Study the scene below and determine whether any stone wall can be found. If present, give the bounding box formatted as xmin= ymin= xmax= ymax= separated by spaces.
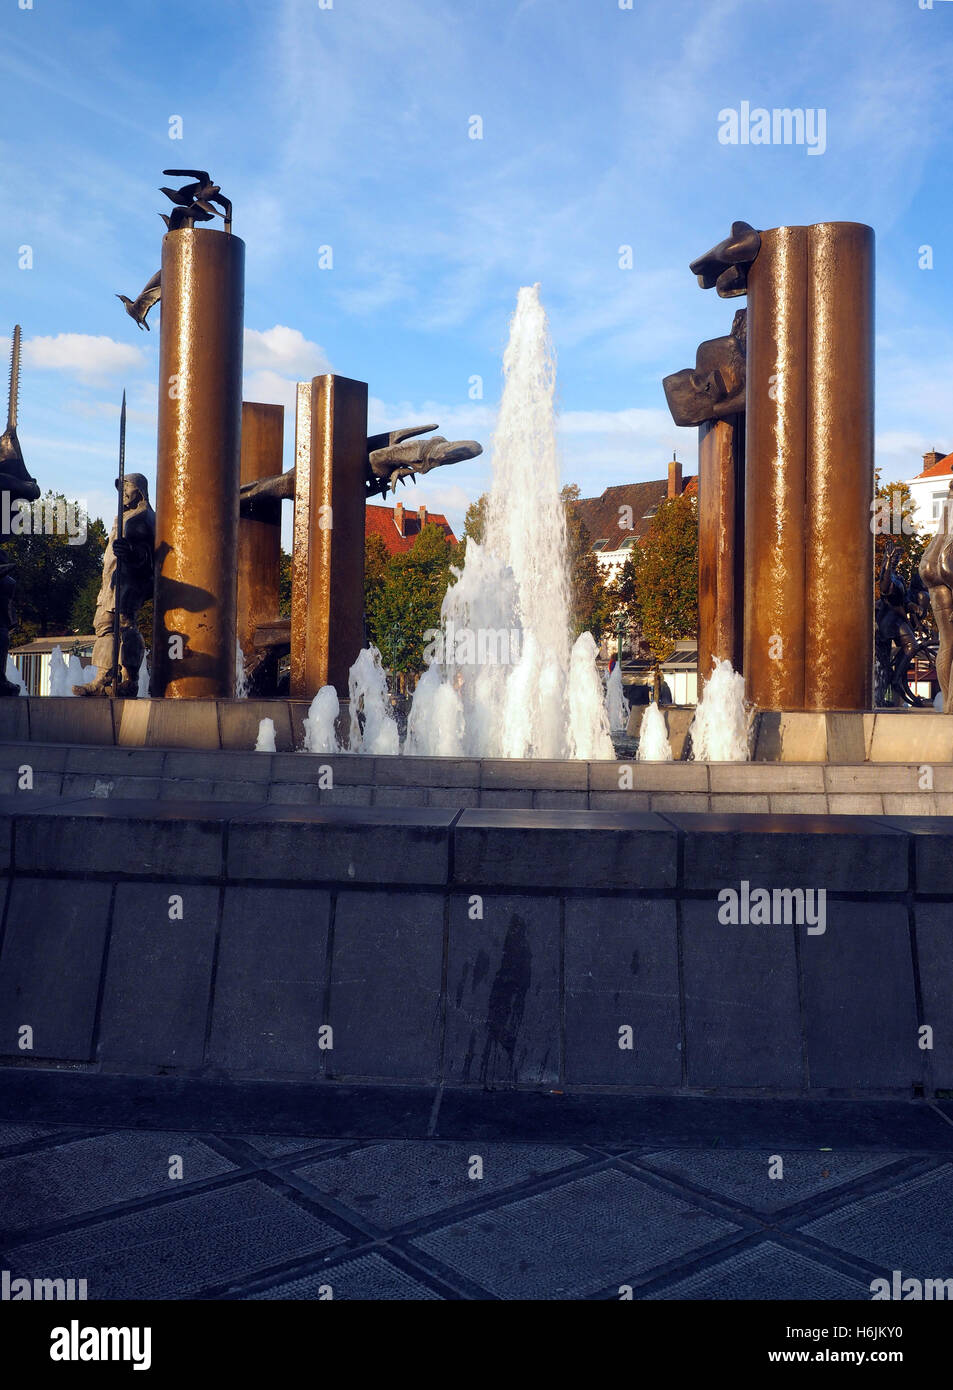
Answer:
xmin=0 ymin=792 xmax=949 ymax=1095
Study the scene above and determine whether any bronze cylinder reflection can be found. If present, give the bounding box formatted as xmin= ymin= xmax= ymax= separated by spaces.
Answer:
xmin=237 ymin=401 xmax=283 ymax=657
xmin=803 ymin=222 xmax=875 ymax=710
xmin=698 ymin=414 xmax=744 ymax=686
xmin=152 ymin=228 xmax=244 ymax=698
xmin=744 ymin=225 xmax=808 ymax=711
xmin=302 ymin=374 xmax=368 ymax=699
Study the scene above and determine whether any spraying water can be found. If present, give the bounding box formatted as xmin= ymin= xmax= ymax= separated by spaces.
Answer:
xmin=255 ymin=717 xmax=277 ymax=753
xmin=235 ymin=641 xmax=249 ymax=699
xmin=49 ymin=645 xmax=70 ymax=696
xmin=303 ymin=685 xmax=342 ymax=754
xmin=604 ymin=662 xmax=629 ymax=733
xmin=349 ymin=647 xmax=399 ymax=754
xmin=690 ymin=659 xmax=750 ymax=761
xmin=6 ymin=656 xmax=26 ymax=695
xmin=637 ymin=701 xmax=673 ymax=761
xmin=138 ymin=651 xmax=150 ymax=699
xmin=407 ymin=284 xmax=613 ymax=760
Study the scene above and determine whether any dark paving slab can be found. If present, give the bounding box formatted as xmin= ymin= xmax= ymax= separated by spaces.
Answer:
xmin=209 ymin=887 xmax=331 ymax=1076
xmin=0 ymin=1121 xmax=62 ymax=1149
xmin=0 ymin=1131 xmax=236 ymax=1234
xmin=444 ymin=895 xmax=560 ymax=1087
xmin=564 ymin=898 xmax=681 ymax=1088
xmin=328 ymin=892 xmax=443 ymax=1080
xmin=0 ymin=879 xmax=111 ymax=1061
xmin=244 ymin=1252 xmax=445 ymax=1300
xmin=289 ymin=1141 xmax=587 ymax=1230
xmin=1 ymin=1180 xmax=348 ymax=1299
xmin=411 ymin=1168 xmax=740 ymax=1300
xmin=643 ymin=1240 xmax=873 ymax=1300
xmin=633 ymin=1148 xmax=913 ymax=1214
xmin=798 ymin=1164 xmax=953 ymax=1274
xmin=238 ymin=1136 xmax=348 ymax=1158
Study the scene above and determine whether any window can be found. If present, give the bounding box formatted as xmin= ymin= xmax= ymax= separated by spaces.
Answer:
xmin=592 ymin=539 xmax=608 ymax=551
xmin=933 ymin=493 xmax=948 ymax=521
xmin=642 ymin=504 xmax=658 ymax=519
xmin=620 ymin=537 xmax=637 ymax=550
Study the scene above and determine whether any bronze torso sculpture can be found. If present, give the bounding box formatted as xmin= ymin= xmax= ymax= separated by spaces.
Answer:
xmin=919 ymin=479 xmax=953 ymax=710
xmin=75 ymin=474 xmax=156 ymax=697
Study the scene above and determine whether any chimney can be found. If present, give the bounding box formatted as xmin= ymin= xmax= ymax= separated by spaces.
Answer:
xmin=394 ymin=501 xmax=405 ymax=536
xmin=418 ymin=504 xmax=427 ymax=529
xmin=667 ymin=454 xmax=682 ymax=498
xmin=923 ymin=449 xmax=948 ymax=473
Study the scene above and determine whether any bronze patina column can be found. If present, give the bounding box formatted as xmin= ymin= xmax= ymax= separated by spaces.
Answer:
xmin=237 ymin=401 xmax=283 ymax=659
xmin=803 ymin=222 xmax=874 ymax=710
xmin=301 ymin=374 xmax=368 ymax=699
xmin=152 ymin=227 xmax=244 ymax=698
xmin=743 ymin=225 xmax=809 ymax=711
xmin=697 ymin=414 xmax=745 ymax=682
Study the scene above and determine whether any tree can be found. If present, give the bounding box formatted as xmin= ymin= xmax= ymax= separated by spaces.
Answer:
xmin=7 ymin=497 xmax=107 ymax=641
xmin=872 ymin=472 xmax=927 ymax=588
xmin=279 ymin=547 xmax=292 ymax=618
xmin=365 ymin=524 xmax=455 ymax=683
xmin=626 ymin=492 xmax=698 ymax=662
xmin=561 ymin=483 xmax=611 ymax=641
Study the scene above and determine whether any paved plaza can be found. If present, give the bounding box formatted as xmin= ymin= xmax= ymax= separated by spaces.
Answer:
xmin=2 ymin=1096 xmax=952 ymax=1301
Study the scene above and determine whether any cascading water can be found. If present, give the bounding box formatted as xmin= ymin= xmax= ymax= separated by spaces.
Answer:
xmin=689 ymin=659 xmax=750 ymax=761
xmin=604 ymin=662 xmax=629 ymax=733
xmin=407 ymin=284 xmax=613 ymax=760
xmin=235 ymin=641 xmax=249 ymax=699
xmin=637 ymin=701 xmax=673 ymax=762
xmin=303 ymin=685 xmax=342 ymax=754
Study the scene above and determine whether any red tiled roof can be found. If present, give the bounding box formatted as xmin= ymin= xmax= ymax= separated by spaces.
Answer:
xmin=365 ymin=504 xmax=458 ymax=555
xmin=916 ymin=453 xmax=953 ymax=479
xmin=573 ymin=476 xmax=697 ymax=554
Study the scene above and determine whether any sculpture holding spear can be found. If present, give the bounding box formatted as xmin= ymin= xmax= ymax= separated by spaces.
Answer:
xmin=75 ymin=393 xmax=156 ymax=698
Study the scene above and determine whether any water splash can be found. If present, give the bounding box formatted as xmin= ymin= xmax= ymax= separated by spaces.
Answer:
xmin=255 ymin=717 xmax=277 ymax=753
xmin=405 ymin=284 xmax=612 ymax=759
xmin=637 ymin=701 xmax=673 ymax=761
xmin=5 ymin=656 xmax=26 ymax=695
xmin=690 ymin=659 xmax=750 ymax=761
xmin=138 ymin=650 xmax=150 ymax=699
xmin=349 ymin=647 xmax=399 ymax=754
xmin=48 ymin=645 xmax=70 ymax=696
xmin=604 ymin=662 xmax=630 ymax=733
xmin=235 ymin=640 xmax=249 ymax=699
xmin=303 ymin=685 xmax=341 ymax=753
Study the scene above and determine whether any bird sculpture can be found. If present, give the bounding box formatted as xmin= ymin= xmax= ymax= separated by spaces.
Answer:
xmin=160 ymin=169 xmax=232 ymax=233
xmin=116 ymin=271 xmax=162 ymax=331
xmin=158 ymin=205 xmax=215 ymax=232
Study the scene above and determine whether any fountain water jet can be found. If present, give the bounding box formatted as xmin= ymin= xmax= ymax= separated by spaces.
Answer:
xmin=406 ymin=284 xmax=613 ymax=760
xmin=637 ymin=701 xmax=673 ymax=761
xmin=690 ymin=659 xmax=750 ymax=761
xmin=303 ymin=685 xmax=341 ymax=754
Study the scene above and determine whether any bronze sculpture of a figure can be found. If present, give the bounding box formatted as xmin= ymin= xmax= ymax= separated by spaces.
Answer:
xmin=75 ymin=473 xmax=156 ymax=697
xmin=0 ymin=327 xmax=41 ymax=697
xmin=919 ymin=479 xmax=953 ymax=712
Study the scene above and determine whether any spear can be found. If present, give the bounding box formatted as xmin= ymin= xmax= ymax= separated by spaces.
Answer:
xmin=111 ymin=391 xmax=127 ymax=693
xmin=7 ymin=325 xmax=20 ymax=433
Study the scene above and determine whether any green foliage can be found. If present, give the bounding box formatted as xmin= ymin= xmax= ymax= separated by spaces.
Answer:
xmin=278 ymin=547 xmax=292 ymax=618
xmin=624 ymin=492 xmax=698 ymax=662
xmin=561 ymin=483 xmax=611 ymax=640
xmin=7 ymin=496 xmax=107 ymax=640
xmin=365 ymin=524 xmax=455 ymax=676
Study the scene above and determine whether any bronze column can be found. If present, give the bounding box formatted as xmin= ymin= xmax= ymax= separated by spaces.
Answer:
xmin=237 ymin=401 xmax=283 ymax=657
xmin=803 ymin=222 xmax=875 ymax=710
xmin=301 ymin=374 xmax=368 ymax=698
xmin=152 ymin=227 xmax=244 ymax=698
xmin=289 ymin=381 xmax=313 ymax=699
xmin=743 ymin=225 xmax=809 ymax=710
xmin=697 ymin=413 xmax=744 ymax=682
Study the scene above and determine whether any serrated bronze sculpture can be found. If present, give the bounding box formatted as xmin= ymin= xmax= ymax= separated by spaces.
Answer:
xmin=0 ymin=326 xmax=41 ymax=697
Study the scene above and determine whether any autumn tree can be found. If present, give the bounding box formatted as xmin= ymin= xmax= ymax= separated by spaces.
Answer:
xmin=624 ymin=492 xmax=698 ymax=662
xmin=872 ymin=472 xmax=927 ymax=589
xmin=365 ymin=524 xmax=455 ymax=681
xmin=561 ymin=483 xmax=611 ymax=641
xmin=8 ymin=496 xmax=107 ymax=641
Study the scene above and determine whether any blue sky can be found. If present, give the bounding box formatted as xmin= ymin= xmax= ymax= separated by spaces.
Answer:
xmin=1 ymin=0 xmax=952 ymax=535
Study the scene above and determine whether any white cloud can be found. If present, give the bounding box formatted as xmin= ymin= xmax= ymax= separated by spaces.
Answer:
xmin=21 ymin=334 xmax=145 ymax=382
xmin=243 ymin=326 xmax=331 ymax=378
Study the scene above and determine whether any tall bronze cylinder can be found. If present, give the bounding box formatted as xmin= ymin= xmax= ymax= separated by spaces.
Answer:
xmin=302 ymin=375 xmax=368 ymax=698
xmin=744 ymin=225 xmax=808 ymax=710
xmin=697 ymin=414 xmax=744 ymax=685
xmin=152 ymin=228 xmax=244 ymax=698
xmin=237 ymin=401 xmax=283 ymax=656
xmin=803 ymin=222 xmax=874 ymax=710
